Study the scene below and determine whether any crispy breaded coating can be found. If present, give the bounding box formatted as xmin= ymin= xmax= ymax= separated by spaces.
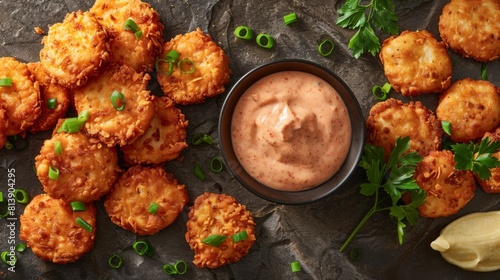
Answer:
xmin=104 ymin=165 xmax=188 ymax=236
xmin=157 ymin=28 xmax=231 ymax=105
xmin=414 ymin=150 xmax=476 ymax=218
xmin=185 ymin=193 xmax=256 ymax=269
xmin=39 ymin=10 xmax=109 ymax=88
xmin=27 ymin=62 xmax=71 ymax=133
xmin=73 ymin=63 xmax=154 ymax=146
xmin=436 ymin=78 xmax=500 ymax=143
xmin=90 ymin=0 xmax=164 ymax=72
xmin=121 ymin=96 xmax=188 ymax=165
xmin=366 ymin=98 xmax=443 ymax=161
xmin=476 ymin=127 xmax=500 ymax=193
xmin=0 ymin=57 xmax=41 ymax=137
xmin=380 ymin=30 xmax=452 ymax=96
xmin=35 ymin=121 xmax=119 ymax=202
xmin=439 ymin=0 xmax=500 ymax=62
xmin=0 ymin=106 xmax=8 ymax=148
xmin=20 ymin=194 xmax=96 ymax=264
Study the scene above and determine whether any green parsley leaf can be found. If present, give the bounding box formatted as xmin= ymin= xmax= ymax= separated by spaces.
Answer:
xmin=452 ymin=137 xmax=500 ymax=180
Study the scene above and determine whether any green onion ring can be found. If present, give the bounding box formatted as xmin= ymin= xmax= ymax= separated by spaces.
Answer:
xmin=174 ymin=260 xmax=188 ymax=274
xmin=71 ymin=201 xmax=86 ymax=212
xmin=76 ymin=217 xmax=93 ymax=233
xmin=371 ymin=83 xmax=391 ymax=101
xmin=177 ymin=58 xmax=196 ymax=74
xmin=48 ymin=166 xmax=59 ymax=180
xmin=54 ymin=140 xmax=63 ymax=155
xmin=134 ymin=30 xmax=143 ymax=39
xmin=318 ymin=39 xmax=334 ymax=57
xmin=0 ymin=78 xmax=12 ymax=87
xmin=133 ymin=240 xmax=155 ymax=257
xmin=165 ymin=50 xmax=180 ymax=63
xmin=232 ymin=231 xmax=248 ymax=242
xmin=349 ymin=247 xmax=361 ymax=260
xmin=110 ymin=90 xmax=126 ymax=111
xmin=108 ymin=254 xmax=124 ymax=269
xmin=0 ymin=192 xmax=3 ymax=203
xmin=194 ymin=164 xmax=206 ymax=181
xmin=13 ymin=189 xmax=29 ymax=204
xmin=148 ymin=202 xmax=159 ymax=215
xmin=202 ymin=234 xmax=228 ymax=247
xmin=47 ymin=98 xmax=57 ymax=110
xmin=256 ymin=33 xmax=274 ymax=49
xmin=234 ymin=26 xmax=253 ymax=40
xmin=283 ymin=13 xmax=297 ymax=26
xmin=163 ymin=264 xmax=177 ymax=275
xmin=155 ymin=59 xmax=174 ymax=76
xmin=15 ymin=243 xmax=26 ymax=252
xmin=290 ymin=261 xmax=301 ymax=272
xmin=210 ymin=157 xmax=223 ymax=173
xmin=124 ymin=18 xmax=139 ymax=32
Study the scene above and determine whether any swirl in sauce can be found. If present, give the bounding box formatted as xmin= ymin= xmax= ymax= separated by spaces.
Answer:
xmin=231 ymin=71 xmax=352 ymax=191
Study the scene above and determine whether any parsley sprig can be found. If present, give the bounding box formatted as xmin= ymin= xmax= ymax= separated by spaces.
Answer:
xmin=336 ymin=0 xmax=399 ymax=58
xmin=340 ymin=137 xmax=425 ymax=252
xmin=452 ymin=137 xmax=500 ymax=180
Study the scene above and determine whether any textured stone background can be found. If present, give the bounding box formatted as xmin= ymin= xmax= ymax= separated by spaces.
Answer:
xmin=0 ymin=0 xmax=499 ymax=279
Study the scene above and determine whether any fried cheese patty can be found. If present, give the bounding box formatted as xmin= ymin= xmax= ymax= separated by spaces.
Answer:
xmin=20 ymin=194 xmax=96 ymax=264
xmin=90 ymin=0 xmax=164 ymax=72
xmin=436 ymin=78 xmax=500 ymax=143
xmin=185 ymin=193 xmax=256 ymax=269
xmin=35 ymin=122 xmax=119 ymax=202
xmin=0 ymin=57 xmax=41 ymax=137
xmin=157 ymin=28 xmax=231 ymax=105
xmin=439 ymin=0 xmax=500 ymax=62
xmin=476 ymin=127 xmax=500 ymax=193
xmin=380 ymin=30 xmax=452 ymax=96
xmin=366 ymin=98 xmax=443 ymax=161
xmin=104 ymin=165 xmax=188 ymax=236
xmin=39 ymin=10 xmax=109 ymax=88
xmin=121 ymin=96 xmax=188 ymax=165
xmin=73 ymin=63 xmax=154 ymax=146
xmin=414 ymin=150 xmax=476 ymax=218
xmin=27 ymin=62 xmax=71 ymax=133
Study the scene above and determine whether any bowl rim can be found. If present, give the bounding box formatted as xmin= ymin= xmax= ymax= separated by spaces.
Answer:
xmin=218 ymin=59 xmax=365 ymax=204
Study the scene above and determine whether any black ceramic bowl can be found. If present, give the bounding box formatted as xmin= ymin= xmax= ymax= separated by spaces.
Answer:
xmin=218 ymin=59 xmax=365 ymax=204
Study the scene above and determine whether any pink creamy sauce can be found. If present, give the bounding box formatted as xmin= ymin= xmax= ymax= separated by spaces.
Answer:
xmin=231 ymin=71 xmax=352 ymax=191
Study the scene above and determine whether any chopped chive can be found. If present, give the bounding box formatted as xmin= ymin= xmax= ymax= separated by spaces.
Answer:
xmin=110 ymin=90 xmax=126 ymax=111
xmin=441 ymin=120 xmax=452 ymax=136
xmin=234 ymin=25 xmax=253 ymax=40
xmin=48 ymin=166 xmax=59 ymax=180
xmin=47 ymin=98 xmax=57 ymax=110
xmin=481 ymin=63 xmax=488 ymax=80
xmin=76 ymin=217 xmax=93 ymax=233
xmin=291 ymin=261 xmax=301 ymax=272
xmin=134 ymin=30 xmax=143 ymax=39
xmin=210 ymin=157 xmax=223 ymax=173
xmin=371 ymin=83 xmax=391 ymax=101
xmin=256 ymin=33 xmax=274 ymax=49
xmin=71 ymin=201 xmax=86 ymax=212
xmin=194 ymin=164 xmax=206 ymax=181
xmin=163 ymin=264 xmax=177 ymax=275
xmin=202 ymin=234 xmax=228 ymax=247
xmin=133 ymin=240 xmax=155 ymax=257
xmin=177 ymin=58 xmax=196 ymax=74
xmin=124 ymin=18 xmax=139 ymax=32
xmin=58 ymin=110 xmax=90 ymax=133
xmin=192 ymin=133 xmax=214 ymax=145
xmin=318 ymin=39 xmax=334 ymax=57
xmin=13 ymin=189 xmax=29 ymax=204
xmin=148 ymin=202 xmax=159 ymax=215
xmin=232 ymin=231 xmax=248 ymax=242
xmin=165 ymin=50 xmax=180 ymax=63
xmin=0 ymin=78 xmax=12 ymax=87
xmin=108 ymin=254 xmax=123 ymax=269
xmin=54 ymin=140 xmax=63 ymax=155
xmin=283 ymin=12 xmax=297 ymax=26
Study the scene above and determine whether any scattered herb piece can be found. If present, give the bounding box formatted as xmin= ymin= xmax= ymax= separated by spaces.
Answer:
xmin=57 ymin=110 xmax=90 ymax=133
xmin=13 ymin=189 xmax=29 ymax=204
xmin=0 ymin=78 xmax=12 ymax=87
xmin=48 ymin=165 xmax=59 ymax=180
xmin=165 ymin=50 xmax=180 ymax=62
xmin=163 ymin=260 xmax=188 ymax=275
xmin=340 ymin=137 xmax=425 ymax=252
xmin=232 ymin=231 xmax=248 ymax=242
xmin=133 ymin=240 xmax=155 ymax=257
xmin=283 ymin=13 xmax=297 ymax=26
xmin=318 ymin=39 xmax=335 ymax=57
xmin=336 ymin=0 xmax=399 ymax=58
xmin=452 ymin=137 xmax=500 ymax=180
xmin=54 ymin=140 xmax=63 ymax=155
xmin=177 ymin=58 xmax=196 ymax=74
xmin=194 ymin=164 xmax=206 ymax=181
xmin=349 ymin=247 xmax=361 ymax=260
xmin=192 ymin=133 xmax=214 ymax=145
xmin=290 ymin=261 xmax=301 ymax=272
xmin=441 ymin=120 xmax=451 ymax=136
xmin=4 ymin=140 xmax=13 ymax=150
xmin=15 ymin=243 xmax=26 ymax=253
xmin=234 ymin=25 xmax=253 ymax=40
xmin=47 ymin=97 xmax=57 ymax=110
xmin=202 ymin=234 xmax=228 ymax=247
xmin=76 ymin=217 xmax=93 ymax=233
xmin=124 ymin=18 xmax=142 ymax=39
xmin=148 ymin=202 xmax=159 ymax=215
xmin=256 ymin=33 xmax=274 ymax=49
xmin=481 ymin=63 xmax=488 ymax=80
xmin=371 ymin=82 xmax=391 ymax=101
xmin=110 ymin=90 xmax=126 ymax=111
xmin=210 ymin=157 xmax=224 ymax=173
xmin=108 ymin=254 xmax=123 ymax=269
xmin=1 ymin=251 xmax=16 ymax=266
xmin=71 ymin=201 xmax=86 ymax=212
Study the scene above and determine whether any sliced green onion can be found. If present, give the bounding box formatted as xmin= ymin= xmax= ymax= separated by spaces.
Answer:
xmin=0 ymin=78 xmax=12 ymax=87
xmin=15 ymin=243 xmax=26 ymax=253
xmin=194 ymin=164 xmax=206 ymax=181
xmin=371 ymin=83 xmax=391 ymax=101
xmin=156 ymin=59 xmax=174 ymax=76
xmin=178 ymin=58 xmax=196 ymax=74
xmin=76 ymin=217 xmax=93 ymax=233
xmin=283 ymin=13 xmax=297 ymax=26
xmin=481 ymin=63 xmax=488 ymax=80
xmin=256 ymin=33 xmax=274 ymax=49
xmin=174 ymin=260 xmax=188 ymax=274
xmin=0 ymin=192 xmax=3 ymax=203
xmin=349 ymin=247 xmax=361 ymax=260
xmin=58 ymin=110 xmax=90 ymax=133
xmin=71 ymin=201 xmax=86 ymax=212
xmin=135 ymin=30 xmax=143 ymax=39
xmin=165 ymin=50 xmax=180 ymax=63
xmin=110 ymin=90 xmax=126 ymax=111
xmin=54 ymin=140 xmax=63 ymax=155
xmin=163 ymin=264 xmax=177 ymax=275
xmin=192 ymin=133 xmax=213 ymax=145
xmin=148 ymin=202 xmax=159 ymax=215
xmin=48 ymin=166 xmax=59 ymax=180
xmin=291 ymin=261 xmax=301 ymax=272
xmin=78 ymin=109 xmax=90 ymax=122
xmin=441 ymin=120 xmax=452 ymax=136
xmin=234 ymin=26 xmax=253 ymax=40
xmin=47 ymin=98 xmax=57 ymax=110
xmin=210 ymin=157 xmax=223 ymax=173
xmin=1 ymin=251 xmax=16 ymax=266
xmin=108 ymin=254 xmax=124 ymax=269
xmin=124 ymin=18 xmax=139 ymax=32
xmin=13 ymin=189 xmax=29 ymax=204
xmin=202 ymin=234 xmax=228 ymax=247
xmin=133 ymin=240 xmax=155 ymax=257
xmin=232 ymin=231 xmax=248 ymax=243
xmin=318 ymin=39 xmax=334 ymax=57
xmin=4 ymin=140 xmax=13 ymax=150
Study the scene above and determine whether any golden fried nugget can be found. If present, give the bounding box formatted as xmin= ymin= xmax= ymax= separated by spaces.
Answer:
xmin=185 ymin=193 xmax=256 ymax=269
xmin=0 ymin=106 xmax=8 ymax=148
xmin=35 ymin=121 xmax=119 ymax=202
xmin=73 ymin=63 xmax=154 ymax=146
xmin=104 ymin=165 xmax=188 ymax=236
xmin=40 ymin=10 xmax=109 ymax=88
xmin=379 ymin=30 xmax=452 ymax=96
xmin=0 ymin=57 xmax=41 ymax=137
xmin=436 ymin=78 xmax=500 ymax=143
xmin=157 ymin=28 xmax=231 ymax=105
xmin=20 ymin=194 xmax=96 ymax=264
xmin=476 ymin=127 xmax=500 ymax=193
xmin=366 ymin=98 xmax=443 ymax=161
xmin=414 ymin=150 xmax=476 ymax=218
xmin=27 ymin=62 xmax=71 ymax=133
xmin=121 ymin=96 xmax=188 ymax=165
xmin=90 ymin=0 xmax=164 ymax=72
xmin=439 ymin=0 xmax=500 ymax=62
